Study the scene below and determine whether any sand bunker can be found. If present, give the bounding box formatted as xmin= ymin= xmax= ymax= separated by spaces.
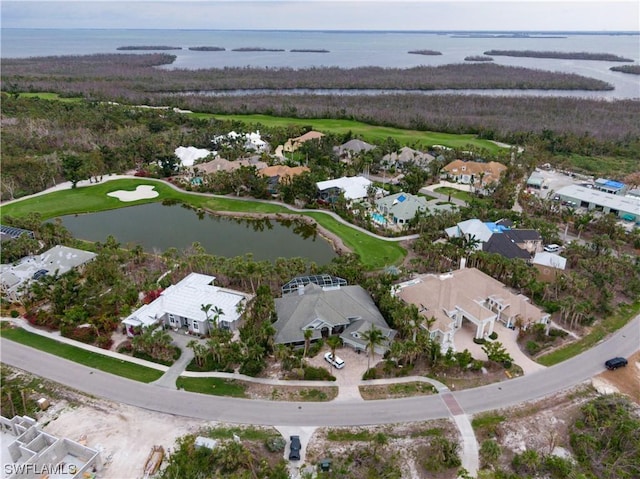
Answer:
xmin=107 ymin=185 xmax=159 ymax=202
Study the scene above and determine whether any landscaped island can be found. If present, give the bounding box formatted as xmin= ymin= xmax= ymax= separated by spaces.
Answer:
xmin=610 ymin=64 xmax=640 ymax=75
xmin=231 ymin=47 xmax=285 ymax=52
xmin=188 ymin=46 xmax=226 ymax=51
xmin=290 ymin=49 xmax=329 ymax=53
xmin=408 ymin=50 xmax=442 ymax=56
xmin=116 ymin=46 xmax=182 ymax=51
xmin=465 ymin=55 xmax=494 ymax=62
xmin=484 ymin=50 xmax=634 ymax=62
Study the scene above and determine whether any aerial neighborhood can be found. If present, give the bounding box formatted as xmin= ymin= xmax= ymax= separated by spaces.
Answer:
xmin=1 ymin=19 xmax=639 ymax=479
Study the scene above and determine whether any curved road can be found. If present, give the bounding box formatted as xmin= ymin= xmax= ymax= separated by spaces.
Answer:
xmin=2 ymin=315 xmax=637 ymax=426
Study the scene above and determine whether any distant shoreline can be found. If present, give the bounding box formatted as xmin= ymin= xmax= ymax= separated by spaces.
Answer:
xmin=117 ymin=45 xmax=182 ymax=51
xmin=484 ymin=50 xmax=634 ymax=62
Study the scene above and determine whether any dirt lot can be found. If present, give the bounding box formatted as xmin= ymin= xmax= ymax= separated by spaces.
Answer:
xmin=40 ymin=398 xmax=210 ymax=479
xmin=591 ymin=350 xmax=640 ymax=403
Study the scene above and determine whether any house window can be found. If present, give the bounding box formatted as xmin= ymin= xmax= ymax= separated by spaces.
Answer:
xmin=168 ymin=314 xmax=175 ymax=324
xmin=193 ymin=322 xmax=199 ymax=331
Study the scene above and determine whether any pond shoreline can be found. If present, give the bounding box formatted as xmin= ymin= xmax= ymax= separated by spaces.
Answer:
xmin=203 ymin=209 xmax=352 ymax=257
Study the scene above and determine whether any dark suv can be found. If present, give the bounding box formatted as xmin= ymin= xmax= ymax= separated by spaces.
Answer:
xmin=605 ymin=357 xmax=628 ymax=370
xmin=289 ymin=435 xmax=301 ymax=461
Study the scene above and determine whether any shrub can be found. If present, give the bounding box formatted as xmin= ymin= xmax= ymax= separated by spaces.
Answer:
xmin=363 ymin=368 xmax=378 ymax=380
xmin=303 ymin=365 xmax=335 ymax=381
xmin=239 ymin=359 xmax=265 ymax=377
xmin=548 ymin=328 xmax=568 ymax=338
xmin=470 ymin=359 xmax=484 ymax=371
xmin=473 ymin=337 xmax=486 ymax=345
xmin=10 ymin=310 xmax=19 ymax=318
xmin=480 ymin=439 xmax=501 ymax=468
xmin=62 ymin=325 xmax=97 ymax=344
xmin=526 ymin=340 xmax=541 ymax=355
xmin=117 ymin=340 xmax=133 ymax=353
xmin=264 ymin=436 xmax=286 ymax=452
xmin=488 ymin=332 xmax=498 ymax=340
xmin=95 ymin=335 xmax=113 ymax=349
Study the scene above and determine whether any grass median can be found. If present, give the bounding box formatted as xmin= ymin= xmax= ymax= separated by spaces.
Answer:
xmin=1 ymin=178 xmax=406 ymax=270
xmin=537 ymin=302 xmax=640 ymax=366
xmin=176 ymin=377 xmax=247 ymax=397
xmin=1 ymin=324 xmax=164 ymax=383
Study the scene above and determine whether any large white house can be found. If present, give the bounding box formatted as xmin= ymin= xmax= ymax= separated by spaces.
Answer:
xmin=122 ymin=273 xmax=248 ymax=337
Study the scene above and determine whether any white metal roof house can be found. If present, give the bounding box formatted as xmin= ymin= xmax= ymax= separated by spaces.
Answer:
xmin=122 ymin=273 xmax=248 ymax=337
xmin=316 ymin=176 xmax=383 ymax=203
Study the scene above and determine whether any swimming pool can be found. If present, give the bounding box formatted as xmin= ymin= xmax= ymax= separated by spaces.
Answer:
xmin=371 ymin=213 xmax=387 ymax=225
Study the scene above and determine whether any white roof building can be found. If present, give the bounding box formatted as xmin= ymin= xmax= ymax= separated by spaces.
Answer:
xmin=445 ymin=219 xmax=494 ymax=246
xmin=556 ymin=184 xmax=640 ymax=221
xmin=532 ymin=252 xmax=567 ymax=270
xmin=316 ymin=176 xmax=377 ymax=201
xmin=122 ymin=273 xmax=248 ymax=336
xmin=1 ymin=245 xmax=97 ymax=301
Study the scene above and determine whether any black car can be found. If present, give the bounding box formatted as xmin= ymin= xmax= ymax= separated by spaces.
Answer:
xmin=32 ymin=269 xmax=49 ymax=280
xmin=289 ymin=435 xmax=301 ymax=461
xmin=605 ymin=357 xmax=628 ymax=370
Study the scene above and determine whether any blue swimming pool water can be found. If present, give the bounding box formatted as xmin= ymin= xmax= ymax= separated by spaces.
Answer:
xmin=372 ymin=213 xmax=387 ymax=224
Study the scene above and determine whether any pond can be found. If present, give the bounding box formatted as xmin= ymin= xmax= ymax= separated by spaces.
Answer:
xmin=55 ymin=202 xmax=337 ymax=264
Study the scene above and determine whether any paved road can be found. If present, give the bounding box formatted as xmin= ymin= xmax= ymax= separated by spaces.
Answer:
xmin=2 ymin=315 xmax=637 ymax=426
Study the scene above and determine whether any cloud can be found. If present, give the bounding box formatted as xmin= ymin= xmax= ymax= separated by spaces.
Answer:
xmin=1 ymin=1 xmax=638 ymax=31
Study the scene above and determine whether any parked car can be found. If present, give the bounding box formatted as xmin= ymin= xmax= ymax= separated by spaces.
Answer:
xmin=32 ymin=269 xmax=49 ymax=280
xmin=324 ymin=352 xmax=345 ymax=369
xmin=289 ymin=435 xmax=301 ymax=461
xmin=605 ymin=357 xmax=628 ymax=370
xmin=543 ymin=244 xmax=561 ymax=253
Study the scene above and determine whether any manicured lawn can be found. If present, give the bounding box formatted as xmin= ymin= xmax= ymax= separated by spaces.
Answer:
xmin=0 ymin=325 xmax=164 ymax=383
xmin=433 ymin=186 xmax=474 ymax=203
xmin=18 ymin=92 xmax=83 ymax=102
xmin=1 ymin=179 xmax=406 ymax=270
xmin=176 ymin=377 xmax=247 ymax=397
xmin=192 ymin=113 xmax=505 ymax=154
xmin=537 ymin=302 xmax=640 ymax=366
xmin=305 ymin=212 xmax=406 ymax=269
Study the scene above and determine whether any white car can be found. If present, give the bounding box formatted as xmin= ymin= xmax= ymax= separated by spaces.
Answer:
xmin=324 ymin=352 xmax=345 ymax=369
xmin=544 ymin=244 xmax=561 ymax=253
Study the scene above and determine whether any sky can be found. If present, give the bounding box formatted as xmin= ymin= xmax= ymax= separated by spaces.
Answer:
xmin=1 ymin=1 xmax=638 ymax=32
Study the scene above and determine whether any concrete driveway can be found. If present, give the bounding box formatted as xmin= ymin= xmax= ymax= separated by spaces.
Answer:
xmin=306 ymin=346 xmax=380 ymax=401
xmin=453 ymin=322 xmax=546 ymax=375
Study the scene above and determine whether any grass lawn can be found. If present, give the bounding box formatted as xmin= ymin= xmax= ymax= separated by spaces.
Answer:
xmin=305 ymin=211 xmax=406 ymax=269
xmin=1 ymin=178 xmax=406 ymax=270
xmin=17 ymin=92 xmax=83 ymax=102
xmin=433 ymin=186 xmax=474 ymax=203
xmin=537 ymin=302 xmax=640 ymax=366
xmin=191 ymin=113 xmax=505 ymax=154
xmin=0 ymin=324 xmax=163 ymax=383
xmin=176 ymin=377 xmax=247 ymax=397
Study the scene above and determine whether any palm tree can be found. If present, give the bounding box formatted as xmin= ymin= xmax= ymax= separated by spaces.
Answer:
xmin=302 ymin=328 xmax=313 ymax=360
xmin=211 ymin=306 xmax=225 ymax=330
xmin=326 ymin=335 xmax=342 ymax=364
xmin=362 ymin=325 xmax=385 ymax=371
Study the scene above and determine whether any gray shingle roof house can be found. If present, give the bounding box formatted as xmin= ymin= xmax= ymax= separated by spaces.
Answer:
xmin=333 ymin=139 xmax=376 ymax=161
xmin=273 ymin=283 xmax=396 ymax=355
xmin=375 ymin=192 xmax=429 ymax=225
xmin=0 ymin=245 xmax=97 ymax=301
xmin=382 ymin=147 xmax=434 ymax=169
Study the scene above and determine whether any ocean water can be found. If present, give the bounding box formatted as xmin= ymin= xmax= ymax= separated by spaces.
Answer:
xmin=2 ymin=29 xmax=639 ymax=99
